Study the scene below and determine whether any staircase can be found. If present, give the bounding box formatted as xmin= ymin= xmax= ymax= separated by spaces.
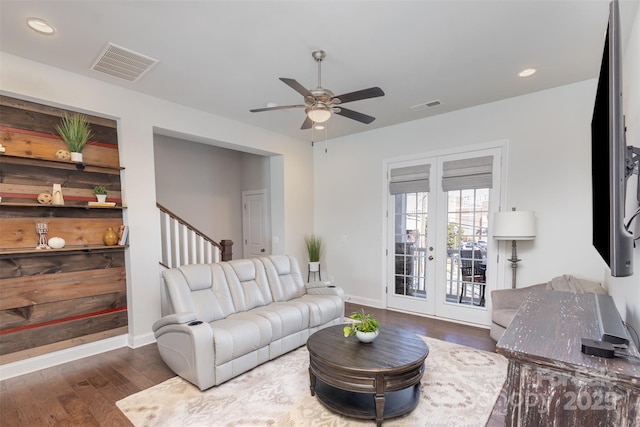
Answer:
xmin=157 ymin=203 xmax=233 ymax=268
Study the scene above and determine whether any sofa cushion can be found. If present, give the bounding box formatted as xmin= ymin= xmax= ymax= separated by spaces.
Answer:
xmin=297 ymin=294 xmax=344 ymax=327
xmin=163 ymin=264 xmax=235 ymax=323
xmin=223 ymin=259 xmax=273 ymax=311
xmin=261 ymin=255 xmax=306 ymax=302
xmin=210 ymin=314 xmax=272 ymax=364
xmin=248 ymin=302 xmax=308 ymax=339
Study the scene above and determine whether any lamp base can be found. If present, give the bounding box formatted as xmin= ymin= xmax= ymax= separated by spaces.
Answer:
xmin=508 ymin=240 xmax=521 ymax=288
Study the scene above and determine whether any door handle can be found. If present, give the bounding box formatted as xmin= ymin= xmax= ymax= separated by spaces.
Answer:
xmin=261 ymin=248 xmax=265 ymax=253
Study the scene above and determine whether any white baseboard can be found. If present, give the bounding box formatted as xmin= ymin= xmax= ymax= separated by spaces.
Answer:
xmin=0 ymin=335 xmax=128 ymax=381
xmin=129 ymin=331 xmax=156 ymax=348
xmin=344 ymin=294 xmax=383 ymax=308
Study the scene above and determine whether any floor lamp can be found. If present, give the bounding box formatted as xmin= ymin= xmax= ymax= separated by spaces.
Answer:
xmin=492 ymin=208 xmax=536 ymax=288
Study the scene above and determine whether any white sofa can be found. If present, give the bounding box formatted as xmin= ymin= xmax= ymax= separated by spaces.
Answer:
xmin=153 ymin=255 xmax=344 ymax=390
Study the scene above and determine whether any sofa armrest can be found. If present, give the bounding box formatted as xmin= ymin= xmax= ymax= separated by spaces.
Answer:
xmin=153 ymin=313 xmax=216 ymax=390
xmin=152 ymin=312 xmax=198 ymax=332
xmin=306 ymin=284 xmax=345 ymax=299
xmin=306 ymin=280 xmax=333 ymax=289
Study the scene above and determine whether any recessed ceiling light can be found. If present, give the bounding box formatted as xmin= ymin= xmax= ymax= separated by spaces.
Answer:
xmin=518 ymin=68 xmax=537 ymax=77
xmin=27 ymin=17 xmax=55 ymax=35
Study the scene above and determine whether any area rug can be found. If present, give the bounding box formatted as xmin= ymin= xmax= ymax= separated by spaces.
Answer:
xmin=117 ymin=337 xmax=507 ymax=426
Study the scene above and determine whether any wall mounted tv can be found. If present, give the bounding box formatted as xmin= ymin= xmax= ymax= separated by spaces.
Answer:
xmin=591 ymin=0 xmax=639 ymax=277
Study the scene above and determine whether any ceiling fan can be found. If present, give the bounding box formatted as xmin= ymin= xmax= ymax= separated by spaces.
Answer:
xmin=250 ymin=50 xmax=385 ymax=129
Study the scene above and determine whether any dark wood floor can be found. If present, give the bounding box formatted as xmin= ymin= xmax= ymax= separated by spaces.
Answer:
xmin=0 ymin=302 xmax=505 ymax=426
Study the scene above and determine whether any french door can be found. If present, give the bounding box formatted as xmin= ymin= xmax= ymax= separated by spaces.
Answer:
xmin=386 ymin=148 xmax=501 ymax=325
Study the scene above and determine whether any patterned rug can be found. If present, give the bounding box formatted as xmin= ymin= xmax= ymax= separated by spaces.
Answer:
xmin=117 ymin=337 xmax=507 ymax=426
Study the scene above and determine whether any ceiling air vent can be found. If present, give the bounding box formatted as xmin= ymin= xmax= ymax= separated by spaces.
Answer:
xmin=91 ymin=43 xmax=159 ymax=82
xmin=410 ymin=100 xmax=442 ymax=111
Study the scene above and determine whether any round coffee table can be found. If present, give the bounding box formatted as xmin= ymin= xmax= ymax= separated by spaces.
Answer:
xmin=307 ymin=325 xmax=429 ymax=426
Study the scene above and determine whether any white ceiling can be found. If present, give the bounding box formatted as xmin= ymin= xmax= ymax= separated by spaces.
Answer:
xmin=1 ymin=0 xmax=638 ymax=141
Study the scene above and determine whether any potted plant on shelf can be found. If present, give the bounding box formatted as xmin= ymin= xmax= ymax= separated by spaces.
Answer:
xmin=93 ymin=186 xmax=108 ymax=203
xmin=343 ymin=309 xmax=380 ymax=343
xmin=55 ymin=112 xmax=93 ymax=163
xmin=304 ymin=234 xmax=322 ymax=274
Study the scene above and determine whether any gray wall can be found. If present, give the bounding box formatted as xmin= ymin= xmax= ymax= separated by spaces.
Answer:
xmin=153 ymin=134 xmax=270 ymax=248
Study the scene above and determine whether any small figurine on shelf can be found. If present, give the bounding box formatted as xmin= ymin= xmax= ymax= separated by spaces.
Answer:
xmin=52 ymin=184 xmax=64 ymax=206
xmin=35 ymin=222 xmax=50 ymax=250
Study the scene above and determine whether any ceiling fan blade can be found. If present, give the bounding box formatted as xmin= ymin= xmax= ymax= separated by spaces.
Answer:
xmin=334 ymin=107 xmax=376 ymax=124
xmin=250 ymin=104 xmax=305 ymax=113
xmin=300 ymin=116 xmax=313 ymax=129
xmin=280 ymin=78 xmax=314 ymax=98
xmin=334 ymin=87 xmax=384 ymax=104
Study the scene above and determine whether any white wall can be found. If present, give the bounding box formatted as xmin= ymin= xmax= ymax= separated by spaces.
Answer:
xmin=0 ymin=52 xmax=313 ymax=374
xmin=314 ymin=79 xmax=614 ymax=326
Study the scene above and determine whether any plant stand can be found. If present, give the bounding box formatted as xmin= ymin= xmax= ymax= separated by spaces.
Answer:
xmin=308 ymin=262 xmax=321 ymax=282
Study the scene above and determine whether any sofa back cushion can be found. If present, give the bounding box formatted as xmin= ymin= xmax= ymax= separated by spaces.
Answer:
xmin=223 ymin=259 xmax=273 ymax=311
xmin=162 ymin=264 xmax=235 ymax=323
xmin=260 ymin=255 xmax=306 ymax=302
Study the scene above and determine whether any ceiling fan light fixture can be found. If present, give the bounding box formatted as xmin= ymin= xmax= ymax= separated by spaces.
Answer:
xmin=306 ymin=104 xmax=332 ymax=123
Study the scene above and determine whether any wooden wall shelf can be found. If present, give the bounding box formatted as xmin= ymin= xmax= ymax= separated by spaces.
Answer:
xmin=0 ymin=154 xmax=124 ymax=174
xmin=0 ymin=202 xmax=125 ymax=209
xmin=0 ymin=94 xmax=128 ymax=362
xmin=0 ymin=245 xmax=128 ymax=256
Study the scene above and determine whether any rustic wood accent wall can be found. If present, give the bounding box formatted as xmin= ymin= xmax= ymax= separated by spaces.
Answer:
xmin=0 ymin=95 xmax=128 ymax=364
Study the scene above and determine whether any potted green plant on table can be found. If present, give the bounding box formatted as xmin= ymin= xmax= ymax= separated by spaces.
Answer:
xmin=93 ymin=186 xmax=108 ymax=203
xmin=55 ymin=113 xmax=93 ymax=163
xmin=304 ymin=234 xmax=322 ymax=274
xmin=343 ymin=309 xmax=380 ymax=343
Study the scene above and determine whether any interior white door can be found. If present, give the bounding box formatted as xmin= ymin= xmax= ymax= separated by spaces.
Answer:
xmin=242 ymin=189 xmax=269 ymax=258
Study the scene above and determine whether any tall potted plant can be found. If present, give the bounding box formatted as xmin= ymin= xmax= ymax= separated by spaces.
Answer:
xmin=304 ymin=234 xmax=322 ymax=273
xmin=55 ymin=113 xmax=93 ymax=162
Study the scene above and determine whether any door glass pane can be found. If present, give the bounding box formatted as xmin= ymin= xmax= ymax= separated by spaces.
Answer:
xmin=394 ymin=192 xmax=428 ymax=298
xmin=445 ymin=188 xmax=489 ymax=306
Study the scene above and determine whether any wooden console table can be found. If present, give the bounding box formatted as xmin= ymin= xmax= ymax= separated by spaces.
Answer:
xmin=496 ymin=290 xmax=640 ymax=426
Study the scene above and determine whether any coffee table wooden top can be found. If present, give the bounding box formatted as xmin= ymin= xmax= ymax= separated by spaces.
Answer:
xmin=307 ymin=324 xmax=428 ymax=375
xmin=307 ymin=324 xmax=428 ymax=424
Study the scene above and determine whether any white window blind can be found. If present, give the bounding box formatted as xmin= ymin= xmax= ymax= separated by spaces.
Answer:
xmin=441 ymin=155 xmax=493 ymax=191
xmin=389 ymin=164 xmax=431 ymax=195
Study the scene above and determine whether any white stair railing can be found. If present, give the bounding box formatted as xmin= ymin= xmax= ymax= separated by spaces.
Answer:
xmin=157 ymin=203 xmax=232 ymax=269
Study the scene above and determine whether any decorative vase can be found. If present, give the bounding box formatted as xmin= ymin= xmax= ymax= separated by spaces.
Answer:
xmin=356 ymin=330 xmax=379 ymax=343
xmin=309 ymin=261 xmax=320 ymax=272
xmin=96 ymin=194 xmax=107 ymax=203
xmin=103 ymin=227 xmax=118 ymax=246
xmin=52 ymin=184 xmax=64 ymax=206
xmin=70 ymin=152 xmax=83 ymax=162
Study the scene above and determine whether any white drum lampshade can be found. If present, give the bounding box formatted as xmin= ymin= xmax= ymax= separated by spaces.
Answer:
xmin=492 ymin=210 xmax=536 ymax=240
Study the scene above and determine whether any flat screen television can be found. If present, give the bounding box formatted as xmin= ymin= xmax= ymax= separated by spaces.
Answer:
xmin=591 ymin=0 xmax=633 ymax=277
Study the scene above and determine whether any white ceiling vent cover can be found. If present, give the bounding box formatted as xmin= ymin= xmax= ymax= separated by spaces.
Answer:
xmin=91 ymin=43 xmax=159 ymax=82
